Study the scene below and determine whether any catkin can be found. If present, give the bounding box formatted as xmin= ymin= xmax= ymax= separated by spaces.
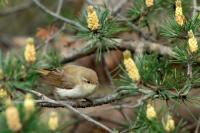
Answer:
xmin=24 ymin=93 xmax=35 ymax=119
xmin=24 ymin=38 xmax=36 ymax=63
xmin=123 ymin=50 xmax=140 ymax=81
xmin=5 ymin=100 xmax=22 ymax=132
xmin=188 ymin=30 xmax=198 ymax=53
xmin=164 ymin=115 xmax=175 ymax=132
xmin=175 ymin=0 xmax=185 ymax=26
xmin=146 ymin=0 xmax=153 ymax=7
xmin=48 ymin=112 xmax=58 ymax=131
xmin=0 ymin=88 xmax=7 ymax=98
xmin=87 ymin=6 xmax=100 ymax=31
xmin=146 ymin=103 xmax=157 ymax=120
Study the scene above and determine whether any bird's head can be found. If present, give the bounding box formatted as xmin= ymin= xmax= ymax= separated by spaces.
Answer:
xmin=80 ymin=68 xmax=99 ymax=91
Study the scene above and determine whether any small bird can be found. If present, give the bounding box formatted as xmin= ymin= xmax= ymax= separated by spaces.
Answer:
xmin=37 ymin=64 xmax=98 ymax=99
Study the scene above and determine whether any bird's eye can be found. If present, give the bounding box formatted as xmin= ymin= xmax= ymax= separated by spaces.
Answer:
xmin=83 ymin=79 xmax=91 ymax=84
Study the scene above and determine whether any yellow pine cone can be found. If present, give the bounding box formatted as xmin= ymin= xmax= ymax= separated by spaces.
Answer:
xmin=123 ymin=50 xmax=140 ymax=81
xmin=175 ymin=0 xmax=185 ymax=26
xmin=146 ymin=103 xmax=157 ymax=120
xmin=48 ymin=112 xmax=58 ymax=131
xmin=0 ymin=88 xmax=7 ymax=98
xmin=5 ymin=101 xmax=22 ymax=132
xmin=24 ymin=37 xmax=36 ymax=63
xmin=146 ymin=0 xmax=153 ymax=7
xmin=188 ymin=30 xmax=198 ymax=53
xmin=175 ymin=0 xmax=182 ymax=15
xmin=24 ymin=93 xmax=35 ymax=118
xmin=164 ymin=115 xmax=175 ymax=132
xmin=87 ymin=6 xmax=100 ymax=31
xmin=175 ymin=15 xmax=185 ymax=26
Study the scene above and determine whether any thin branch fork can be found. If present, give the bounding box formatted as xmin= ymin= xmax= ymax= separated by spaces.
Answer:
xmin=32 ymin=0 xmax=86 ymax=31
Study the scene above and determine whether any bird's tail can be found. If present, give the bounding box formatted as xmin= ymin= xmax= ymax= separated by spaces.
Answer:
xmin=35 ymin=68 xmax=63 ymax=88
xmin=36 ymin=69 xmax=50 ymax=76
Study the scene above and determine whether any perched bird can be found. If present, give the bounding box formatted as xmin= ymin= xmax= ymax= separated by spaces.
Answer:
xmin=37 ymin=64 xmax=98 ymax=99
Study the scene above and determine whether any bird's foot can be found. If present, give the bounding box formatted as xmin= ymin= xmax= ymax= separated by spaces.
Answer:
xmin=84 ymin=98 xmax=93 ymax=104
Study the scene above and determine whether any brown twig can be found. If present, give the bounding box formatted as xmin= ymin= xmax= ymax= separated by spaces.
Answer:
xmin=35 ymin=89 xmax=135 ymax=108
xmin=61 ymin=47 xmax=97 ymax=64
xmin=61 ymin=39 xmax=174 ymax=64
xmin=16 ymin=87 xmax=154 ymax=108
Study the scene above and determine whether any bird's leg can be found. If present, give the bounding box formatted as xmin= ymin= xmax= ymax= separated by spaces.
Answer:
xmin=84 ymin=98 xmax=93 ymax=104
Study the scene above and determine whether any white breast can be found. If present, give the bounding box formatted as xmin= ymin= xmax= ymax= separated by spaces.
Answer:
xmin=56 ymin=84 xmax=96 ymax=99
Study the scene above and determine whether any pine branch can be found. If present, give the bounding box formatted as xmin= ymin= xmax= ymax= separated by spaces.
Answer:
xmin=61 ymin=39 xmax=174 ymax=64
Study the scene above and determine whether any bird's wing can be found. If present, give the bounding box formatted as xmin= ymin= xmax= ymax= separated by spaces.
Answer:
xmin=37 ymin=69 xmax=75 ymax=89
